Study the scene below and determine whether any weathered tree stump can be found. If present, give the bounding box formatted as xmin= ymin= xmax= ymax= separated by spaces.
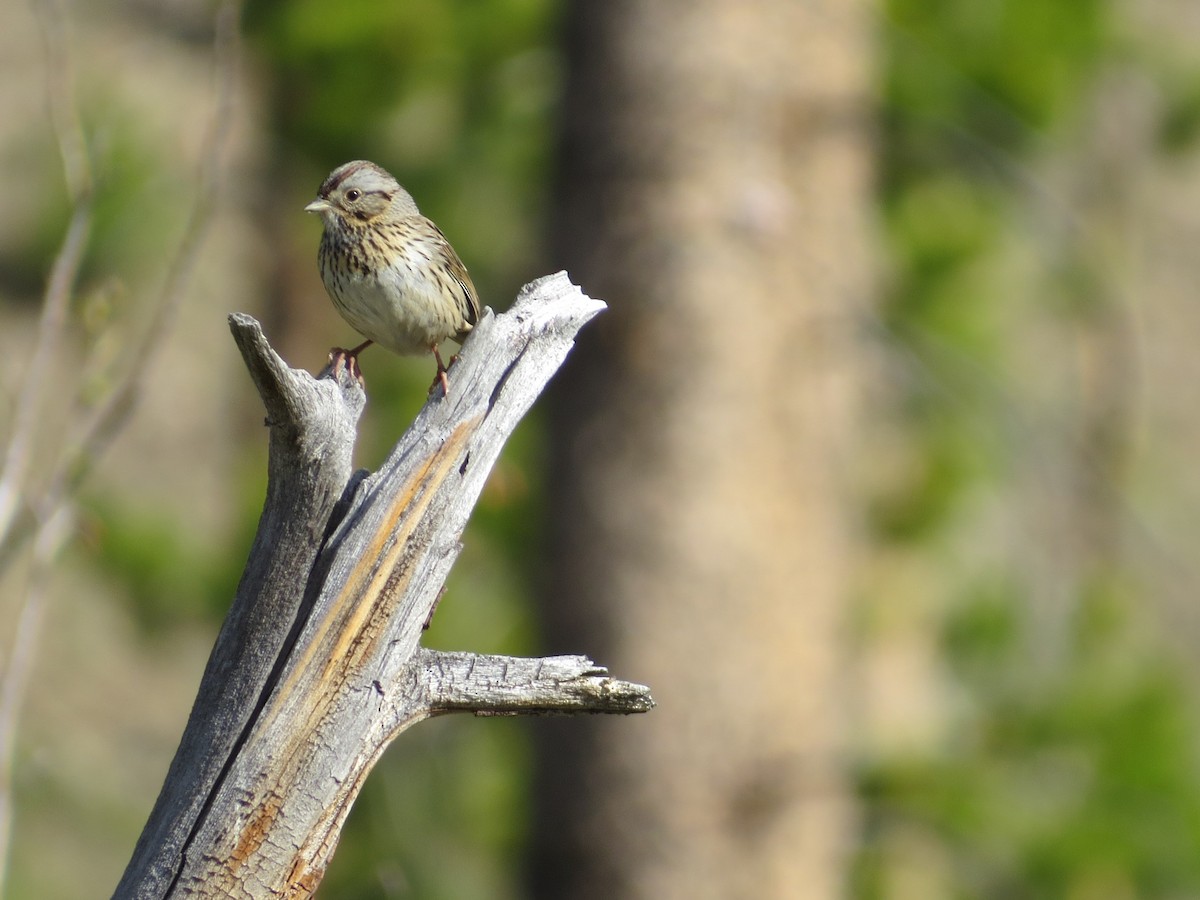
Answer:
xmin=113 ymin=272 xmax=652 ymax=899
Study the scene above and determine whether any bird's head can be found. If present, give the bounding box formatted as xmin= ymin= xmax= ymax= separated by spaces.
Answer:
xmin=305 ymin=160 xmax=419 ymax=226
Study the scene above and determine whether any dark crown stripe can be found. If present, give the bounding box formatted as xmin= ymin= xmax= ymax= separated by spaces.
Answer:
xmin=321 ymin=160 xmax=372 ymax=197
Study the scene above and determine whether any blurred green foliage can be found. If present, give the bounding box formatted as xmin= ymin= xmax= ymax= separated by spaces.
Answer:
xmin=1159 ymin=76 xmax=1200 ymax=153
xmin=857 ymin=581 xmax=1200 ymax=899
xmin=860 ymin=0 xmax=1200 ymax=897
xmin=0 ymin=94 xmax=182 ymax=306
xmin=885 ymin=0 xmax=1108 ymax=161
xmin=82 ymin=499 xmax=243 ymax=630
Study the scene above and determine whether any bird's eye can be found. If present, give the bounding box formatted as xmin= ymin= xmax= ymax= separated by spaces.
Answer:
xmin=345 ymin=189 xmax=361 ymax=202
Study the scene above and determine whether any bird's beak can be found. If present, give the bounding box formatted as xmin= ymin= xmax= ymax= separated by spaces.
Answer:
xmin=305 ymin=198 xmax=331 ymax=214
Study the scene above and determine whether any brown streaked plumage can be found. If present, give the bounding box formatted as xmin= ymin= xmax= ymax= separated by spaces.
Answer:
xmin=305 ymin=160 xmax=480 ymax=394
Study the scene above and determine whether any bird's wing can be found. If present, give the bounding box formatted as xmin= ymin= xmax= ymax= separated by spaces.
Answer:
xmin=427 ymin=218 xmax=481 ymax=329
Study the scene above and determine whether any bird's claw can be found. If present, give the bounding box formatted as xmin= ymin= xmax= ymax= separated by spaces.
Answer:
xmin=328 ymin=347 xmax=365 ymax=385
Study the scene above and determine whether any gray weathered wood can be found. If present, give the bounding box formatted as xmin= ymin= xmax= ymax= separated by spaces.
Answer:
xmin=419 ymin=650 xmax=656 ymax=715
xmin=113 ymin=272 xmax=652 ymax=899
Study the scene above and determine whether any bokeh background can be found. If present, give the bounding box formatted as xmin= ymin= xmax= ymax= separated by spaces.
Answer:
xmin=2 ymin=0 xmax=1200 ymax=898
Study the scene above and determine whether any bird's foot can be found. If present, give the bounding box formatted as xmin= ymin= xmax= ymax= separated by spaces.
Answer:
xmin=328 ymin=348 xmax=363 ymax=384
xmin=428 ymin=345 xmax=451 ymax=397
xmin=328 ymin=339 xmax=373 ymax=386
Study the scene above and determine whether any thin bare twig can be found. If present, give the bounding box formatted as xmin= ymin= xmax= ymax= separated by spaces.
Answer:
xmin=0 ymin=505 xmax=71 ymax=892
xmin=0 ymin=1 xmax=92 ymax=890
xmin=44 ymin=0 xmax=242 ymax=514
xmin=34 ymin=0 xmax=90 ymax=200
xmin=0 ymin=0 xmax=92 ymax=552
xmin=0 ymin=0 xmax=242 ymax=574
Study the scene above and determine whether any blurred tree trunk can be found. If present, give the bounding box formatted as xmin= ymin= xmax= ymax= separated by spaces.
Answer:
xmin=532 ymin=1 xmax=873 ymax=898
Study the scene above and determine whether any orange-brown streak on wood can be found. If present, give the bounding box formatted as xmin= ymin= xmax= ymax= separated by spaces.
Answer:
xmin=319 ymin=415 xmax=479 ymax=682
xmin=262 ymin=415 xmax=481 ymax=733
xmin=228 ymin=417 xmax=480 ymax=893
xmin=228 ymin=792 xmax=281 ymax=875
xmin=283 ymin=853 xmax=324 ymax=899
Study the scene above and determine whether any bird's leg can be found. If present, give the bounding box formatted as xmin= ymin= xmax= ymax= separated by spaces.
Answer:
xmin=328 ymin=339 xmax=374 ymax=384
xmin=429 ymin=344 xmax=451 ymax=397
